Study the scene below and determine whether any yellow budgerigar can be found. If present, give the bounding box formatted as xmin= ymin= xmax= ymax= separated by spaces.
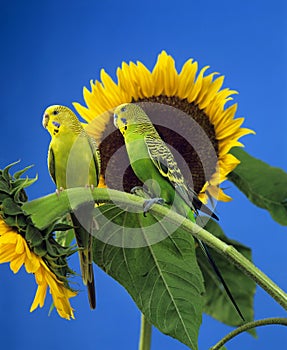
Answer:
xmin=42 ymin=105 xmax=100 ymax=309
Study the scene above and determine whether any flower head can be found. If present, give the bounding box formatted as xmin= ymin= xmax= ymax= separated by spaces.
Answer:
xmin=74 ymin=51 xmax=254 ymax=202
xmin=0 ymin=220 xmax=76 ymax=319
xmin=0 ymin=162 xmax=76 ymax=319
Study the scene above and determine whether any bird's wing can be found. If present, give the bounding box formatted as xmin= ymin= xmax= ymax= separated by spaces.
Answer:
xmin=47 ymin=144 xmax=56 ymax=184
xmin=144 ymin=134 xmax=217 ymax=217
xmin=145 ymin=134 xmax=218 ymax=218
xmin=144 ymin=134 xmax=192 ymax=202
xmin=144 ymin=134 xmax=184 ymax=183
xmin=86 ymin=132 xmax=101 ymax=186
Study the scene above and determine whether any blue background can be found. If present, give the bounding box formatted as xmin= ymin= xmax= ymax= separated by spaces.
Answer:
xmin=0 ymin=1 xmax=286 ymax=349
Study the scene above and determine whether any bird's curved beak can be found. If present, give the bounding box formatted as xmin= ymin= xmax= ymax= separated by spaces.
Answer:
xmin=42 ymin=113 xmax=49 ymax=128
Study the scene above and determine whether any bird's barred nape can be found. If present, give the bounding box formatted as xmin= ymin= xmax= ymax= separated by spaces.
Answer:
xmin=99 ymin=97 xmax=219 ymax=194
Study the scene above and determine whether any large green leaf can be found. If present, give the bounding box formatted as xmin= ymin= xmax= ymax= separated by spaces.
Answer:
xmin=198 ymin=219 xmax=256 ymax=328
xmin=93 ymin=203 xmax=204 ymax=350
xmin=23 ymin=187 xmax=257 ymax=346
xmin=24 ymin=188 xmax=205 ymax=349
xmin=229 ymin=148 xmax=287 ymax=225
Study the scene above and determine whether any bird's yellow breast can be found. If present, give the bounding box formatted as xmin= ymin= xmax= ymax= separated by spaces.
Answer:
xmin=49 ymin=130 xmax=96 ymax=189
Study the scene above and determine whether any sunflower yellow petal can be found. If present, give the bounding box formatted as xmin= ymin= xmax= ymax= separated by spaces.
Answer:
xmin=219 ymin=139 xmax=244 ymax=154
xmin=24 ymin=254 xmax=40 ymax=273
xmin=0 ymin=249 xmax=16 ymax=263
xmin=177 ymin=59 xmax=198 ymax=99
xmin=10 ymin=254 xmax=25 ymax=273
xmin=208 ymin=186 xmax=233 ymax=202
xmin=151 ymin=51 xmax=168 ymax=96
xmin=135 ymin=61 xmax=153 ymax=97
xmin=187 ymin=65 xmax=210 ymax=103
xmin=73 ymin=102 xmax=94 ymax=123
xmin=30 ymin=283 xmax=47 ymax=311
xmin=117 ymin=62 xmax=137 ymax=97
xmin=196 ymin=72 xmax=218 ymax=105
xmin=199 ymin=75 xmax=225 ymax=109
xmin=216 ymin=118 xmax=245 ymax=140
xmin=163 ymin=54 xmax=179 ymax=96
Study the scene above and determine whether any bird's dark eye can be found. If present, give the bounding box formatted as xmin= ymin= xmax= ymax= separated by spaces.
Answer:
xmin=120 ymin=106 xmax=126 ymax=113
xmin=53 ymin=110 xmax=59 ymax=116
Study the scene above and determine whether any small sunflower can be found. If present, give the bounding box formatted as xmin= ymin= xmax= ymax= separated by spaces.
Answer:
xmin=74 ymin=51 xmax=254 ymax=202
xmin=0 ymin=219 xmax=76 ymax=320
xmin=0 ymin=163 xmax=76 ymax=320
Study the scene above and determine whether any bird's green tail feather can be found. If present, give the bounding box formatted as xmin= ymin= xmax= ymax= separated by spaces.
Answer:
xmin=71 ymin=208 xmax=96 ymax=310
xmin=186 ymin=209 xmax=244 ymax=321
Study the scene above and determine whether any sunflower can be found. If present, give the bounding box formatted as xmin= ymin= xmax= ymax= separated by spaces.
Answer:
xmin=0 ymin=219 xmax=76 ymax=320
xmin=74 ymin=51 xmax=254 ymax=202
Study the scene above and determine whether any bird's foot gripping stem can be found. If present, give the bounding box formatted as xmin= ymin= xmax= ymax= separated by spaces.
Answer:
xmin=85 ymin=184 xmax=95 ymax=191
xmin=131 ymin=185 xmax=153 ymax=199
xmin=143 ymin=198 xmax=164 ymax=216
xmin=55 ymin=187 xmax=64 ymax=197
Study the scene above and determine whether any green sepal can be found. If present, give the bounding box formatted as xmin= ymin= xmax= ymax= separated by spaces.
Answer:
xmin=55 ymin=226 xmax=75 ymax=248
xmin=4 ymin=214 xmax=27 ymax=230
xmin=0 ymin=162 xmax=75 ymax=290
xmin=0 ymin=181 xmax=11 ymax=194
xmin=13 ymin=164 xmax=34 ymax=179
xmin=25 ymin=224 xmax=44 ymax=247
xmin=0 ymin=161 xmax=37 ymax=205
xmin=32 ymin=245 xmax=47 ymax=257
xmin=1 ymin=160 xmax=20 ymax=182
xmin=1 ymin=197 xmax=24 ymax=216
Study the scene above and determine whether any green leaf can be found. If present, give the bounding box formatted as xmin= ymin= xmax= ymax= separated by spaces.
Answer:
xmin=93 ymin=203 xmax=205 ymax=350
xmin=23 ymin=187 xmax=257 ymax=342
xmin=229 ymin=148 xmax=287 ymax=225
xmin=198 ymin=219 xmax=256 ymax=329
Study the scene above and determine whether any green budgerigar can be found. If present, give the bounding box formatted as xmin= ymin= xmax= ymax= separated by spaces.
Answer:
xmin=43 ymin=105 xmax=101 ymax=309
xmin=113 ymin=102 xmax=244 ymax=320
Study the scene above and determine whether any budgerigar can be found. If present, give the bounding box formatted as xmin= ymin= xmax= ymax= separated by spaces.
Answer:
xmin=43 ymin=105 xmax=100 ymax=309
xmin=113 ymin=102 xmax=244 ymax=320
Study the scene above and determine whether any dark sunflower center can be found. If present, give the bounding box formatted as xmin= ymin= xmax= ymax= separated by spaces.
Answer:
xmin=99 ymin=95 xmax=218 ymax=194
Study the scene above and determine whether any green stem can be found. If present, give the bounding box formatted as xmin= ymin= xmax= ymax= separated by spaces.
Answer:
xmin=99 ymin=188 xmax=287 ymax=310
xmin=210 ymin=317 xmax=287 ymax=350
xmin=167 ymin=214 xmax=287 ymax=311
xmin=24 ymin=187 xmax=287 ymax=310
xmin=138 ymin=313 xmax=152 ymax=350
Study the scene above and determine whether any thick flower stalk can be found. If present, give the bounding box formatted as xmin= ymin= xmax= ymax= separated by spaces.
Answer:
xmin=0 ymin=163 xmax=76 ymax=319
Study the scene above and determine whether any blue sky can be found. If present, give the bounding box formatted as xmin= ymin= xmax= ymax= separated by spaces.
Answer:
xmin=0 ymin=1 xmax=286 ymax=349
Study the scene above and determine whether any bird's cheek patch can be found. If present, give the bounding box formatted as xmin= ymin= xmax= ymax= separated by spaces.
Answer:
xmin=52 ymin=121 xmax=61 ymax=135
xmin=52 ymin=121 xmax=61 ymax=128
xmin=121 ymin=117 xmax=127 ymax=126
